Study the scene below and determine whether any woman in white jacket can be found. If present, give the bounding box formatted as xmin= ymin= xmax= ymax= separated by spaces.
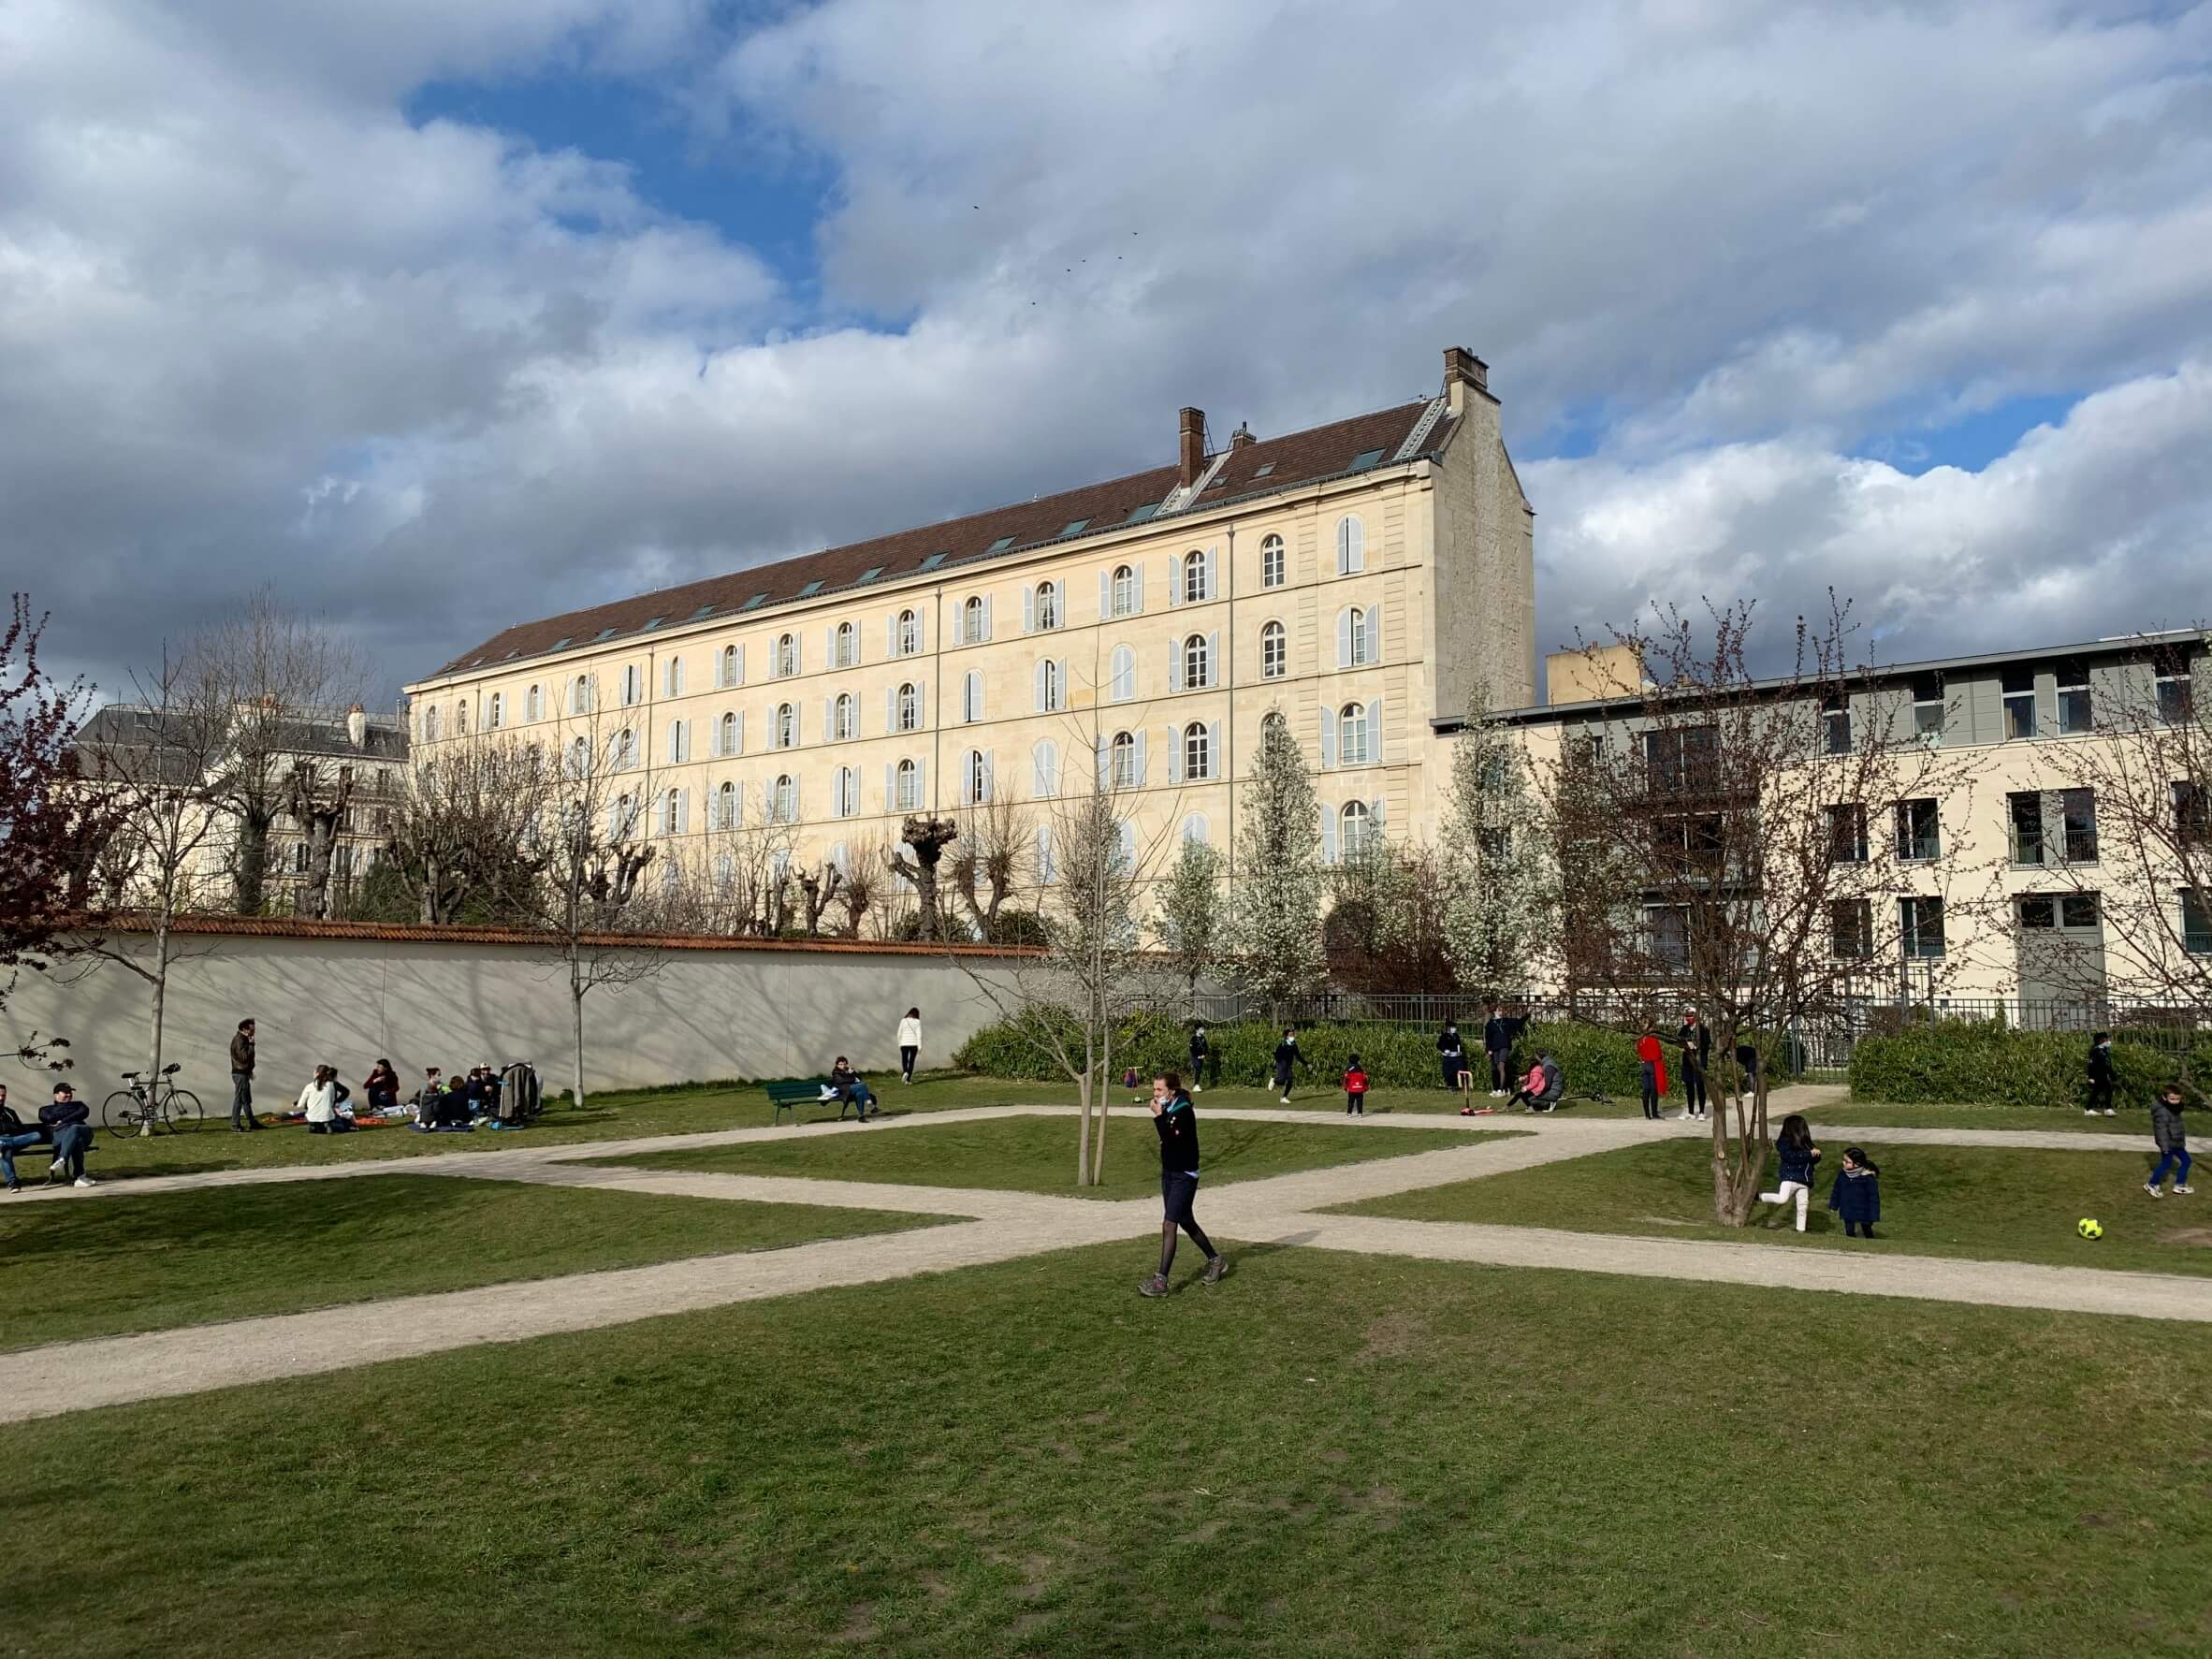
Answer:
xmin=298 ymin=1064 xmax=355 ymax=1135
xmin=896 ymin=1008 xmax=922 ymax=1084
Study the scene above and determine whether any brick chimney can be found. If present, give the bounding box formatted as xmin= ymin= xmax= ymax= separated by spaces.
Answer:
xmin=1443 ymin=345 xmax=1489 ymax=414
xmin=1179 ymin=406 xmax=1206 ymax=487
xmin=1230 ymin=421 xmax=1254 ymax=450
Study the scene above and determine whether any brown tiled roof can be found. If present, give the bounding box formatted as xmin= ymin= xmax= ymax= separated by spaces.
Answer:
xmin=426 ymin=398 xmax=1456 ymax=678
xmin=67 ymin=911 xmax=1041 ymax=956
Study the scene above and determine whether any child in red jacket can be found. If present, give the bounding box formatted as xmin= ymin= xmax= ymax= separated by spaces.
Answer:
xmin=1344 ymin=1055 xmax=1369 ymax=1117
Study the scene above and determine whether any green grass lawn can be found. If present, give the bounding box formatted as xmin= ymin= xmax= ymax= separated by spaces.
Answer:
xmin=1338 ymin=1139 xmax=2211 ymax=1276
xmin=589 ymin=1114 xmax=1494 ymax=1200
xmin=0 ymin=1175 xmax=941 ymax=1351
xmin=55 ymin=1070 xmax=1053 ymax=1183
xmin=7 ymin=1245 xmax=2208 ymax=1657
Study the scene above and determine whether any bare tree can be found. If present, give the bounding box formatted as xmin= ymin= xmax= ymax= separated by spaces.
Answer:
xmin=384 ymin=740 xmax=555 ymax=924
xmin=949 ymin=794 xmax=1035 ymax=940
xmin=797 ymin=862 xmax=844 ymax=938
xmin=2029 ymin=630 xmax=2212 ymax=1010
xmin=888 ymin=815 xmax=960 ymax=939
xmin=196 ymin=589 xmax=365 ymax=913
xmin=1542 ymin=599 xmax=1987 ymax=1224
xmin=696 ymin=789 xmax=797 ymax=936
xmin=837 ymin=836 xmax=889 ymax=938
xmin=284 ymin=760 xmax=354 ymax=920
xmin=70 ymin=648 xmax=232 ymax=1125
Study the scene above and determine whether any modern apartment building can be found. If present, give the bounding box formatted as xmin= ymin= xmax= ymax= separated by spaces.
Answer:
xmin=405 ymin=347 xmax=1536 ymax=881
xmin=1466 ymin=631 xmax=2210 ymax=1008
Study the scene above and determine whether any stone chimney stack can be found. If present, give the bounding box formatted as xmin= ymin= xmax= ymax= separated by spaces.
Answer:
xmin=1179 ymin=406 xmax=1206 ymax=487
xmin=1443 ymin=345 xmax=1490 ymax=414
xmin=346 ymin=703 xmax=367 ymax=749
xmin=1230 ymin=421 xmax=1255 ymax=451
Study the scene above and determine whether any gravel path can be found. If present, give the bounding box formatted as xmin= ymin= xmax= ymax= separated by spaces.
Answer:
xmin=4 ymin=1101 xmax=2199 ymax=1419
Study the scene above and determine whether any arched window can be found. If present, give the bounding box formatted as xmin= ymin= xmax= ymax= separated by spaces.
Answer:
xmin=775 ymin=633 xmax=796 ymax=677
xmin=895 ymin=757 xmax=920 ymax=810
xmin=615 ymin=728 xmax=638 ymax=770
xmin=488 ymin=693 xmax=503 ymax=730
xmin=1347 ymin=605 xmax=1371 ymax=667
xmin=1183 ymin=813 xmax=1210 ymax=845
xmin=1336 ymin=515 xmax=1365 ymax=575
xmin=1035 ymin=580 xmax=1058 ymax=631
xmin=1110 ymin=731 xmax=1138 ymax=790
xmin=716 ymin=780 xmax=738 ymax=830
xmin=962 ymin=669 xmax=984 ymax=723
xmin=1038 ymin=658 xmax=1064 ymax=713
xmin=715 ymin=851 xmax=735 ymax=891
xmin=525 ymin=684 xmax=543 ymax=721
xmin=1262 ymin=709 xmax=1287 ymax=735
xmin=965 ymin=749 xmax=990 ymax=804
xmin=613 ymin=793 xmax=634 ymax=839
xmin=1338 ymin=702 xmax=1370 ymax=765
xmin=664 ymin=657 xmax=685 ymax=698
xmin=1111 ymin=563 xmax=1137 ymax=618
xmin=835 ymin=766 xmax=859 ymax=817
xmin=962 ymin=596 xmax=986 ymax=645
xmin=574 ymin=674 xmax=595 ymax=714
xmin=772 ymin=774 xmax=797 ymax=823
xmin=620 ymin=665 xmax=642 ymax=706
xmin=421 ymin=706 xmax=440 ymax=743
xmin=719 ymin=644 xmax=740 ymax=688
xmin=1340 ymin=799 xmax=1374 ymax=857
xmin=1261 ymin=619 xmax=1288 ymax=679
xmin=1109 ymin=645 xmax=1136 ymax=703
xmin=1184 ymin=721 xmax=1212 ymax=781
xmin=834 ymin=692 xmax=857 ymax=741
xmin=775 ymin=703 xmax=796 ymax=749
xmin=1183 ymin=633 xmax=1210 ymax=690
xmin=1260 ymin=533 xmax=1286 ymax=589
xmin=895 ymin=681 xmax=921 ymax=733
xmin=662 ymin=787 xmax=682 ymax=837
xmin=1183 ymin=549 xmax=1209 ymax=603
xmin=897 ymin=609 xmax=920 ymax=655
xmin=1033 ymin=738 xmax=1060 ymax=799
xmin=567 ymin=736 xmax=589 ymax=778
xmin=835 ymin=621 xmax=856 ymax=668
xmin=718 ymin=711 xmax=738 ymax=755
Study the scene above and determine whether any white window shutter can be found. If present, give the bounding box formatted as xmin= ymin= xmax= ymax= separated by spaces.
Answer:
xmin=1058 ymin=659 xmax=1070 ymax=708
xmin=914 ymin=758 xmax=925 ymax=808
xmin=1168 ymin=733 xmax=1183 ymax=784
xmin=1022 ymin=586 xmax=1035 ymax=633
xmin=982 ymin=594 xmax=994 ymax=641
xmin=1132 ymin=564 xmax=1145 ymax=614
xmin=1366 ymin=699 xmax=1383 ymax=763
xmin=958 ymin=759 xmax=970 ymax=807
xmin=1336 ymin=607 xmax=1352 ymax=670
xmin=1366 ymin=604 xmax=1382 ymax=663
xmin=680 ymin=790 xmax=691 ymax=834
xmin=1321 ymin=706 xmax=1338 ymax=769
xmin=1207 ymin=632 xmax=1220 ymax=687
xmin=883 ymin=763 xmax=895 ymax=810
xmin=915 ymin=610 xmax=924 ymax=653
xmin=885 ymin=686 xmax=895 ymax=732
xmin=1167 ymin=555 xmax=1181 ymax=606
xmin=1169 ymin=643 xmax=1183 ymax=694
xmin=822 ymin=697 xmax=833 ymax=740
xmin=1207 ymin=720 xmax=1222 ymax=778
xmin=1095 ymin=735 xmax=1109 ymax=789
xmin=886 ymin=615 xmax=897 ymax=657
xmin=607 ymin=801 xmax=620 ymax=840
xmin=1204 ymin=546 xmax=1217 ymax=598
xmin=1134 ymin=730 xmax=1149 ymax=786
xmin=1032 ymin=660 xmax=1045 ymax=714
xmin=916 ymin=682 xmax=926 ymax=726
xmin=983 ymin=750 xmax=995 ymax=800
xmin=1099 ymin=569 xmax=1111 ymax=619
xmin=735 ymin=710 xmax=745 ymax=755
xmin=1321 ymin=804 xmax=1338 ymax=865
xmin=735 ymin=645 xmax=745 ymax=684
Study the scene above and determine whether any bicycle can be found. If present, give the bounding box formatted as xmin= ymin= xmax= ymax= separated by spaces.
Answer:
xmin=104 ymin=1064 xmax=204 ymax=1138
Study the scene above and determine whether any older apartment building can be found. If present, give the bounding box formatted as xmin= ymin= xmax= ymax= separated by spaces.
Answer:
xmin=1470 ymin=632 xmax=2209 ymax=1008
xmin=406 ymin=347 xmax=1536 ymax=880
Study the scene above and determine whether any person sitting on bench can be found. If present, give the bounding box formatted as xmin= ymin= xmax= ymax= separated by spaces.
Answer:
xmin=823 ymin=1057 xmax=879 ymax=1121
xmin=1 ymin=1083 xmax=51 ymax=1193
xmin=1506 ymin=1053 xmax=1566 ymax=1114
xmin=41 ymin=1083 xmax=95 ymax=1186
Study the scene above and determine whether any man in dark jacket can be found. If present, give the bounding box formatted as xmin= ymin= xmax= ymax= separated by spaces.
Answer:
xmin=229 ymin=1017 xmax=260 ymax=1132
xmin=40 ymin=1083 xmax=95 ymax=1186
xmin=1 ymin=1083 xmax=50 ymax=1192
xmin=1140 ymin=1072 xmax=1228 ymax=1296
xmin=1677 ymin=1010 xmax=1711 ymax=1122
xmin=2086 ymin=1033 xmax=2116 ymax=1117
xmin=1187 ymin=1024 xmax=1215 ymax=1092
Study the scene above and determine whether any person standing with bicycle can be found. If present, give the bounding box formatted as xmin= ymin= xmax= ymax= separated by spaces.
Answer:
xmin=41 ymin=1083 xmax=95 ymax=1187
xmin=229 ymin=1017 xmax=260 ymax=1132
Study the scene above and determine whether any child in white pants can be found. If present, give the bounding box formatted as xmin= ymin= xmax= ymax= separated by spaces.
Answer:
xmin=1757 ymin=1114 xmax=1822 ymax=1232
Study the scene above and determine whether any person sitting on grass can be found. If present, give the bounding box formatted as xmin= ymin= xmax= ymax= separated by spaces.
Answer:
xmin=1502 ymin=1054 xmax=1564 ymax=1114
xmin=824 ymin=1057 xmax=879 ymax=1122
xmin=1756 ymin=1113 xmax=1822 ymax=1232
xmin=41 ymin=1083 xmax=95 ymax=1187
xmin=2146 ymin=1084 xmax=2192 ymax=1200
xmin=298 ymin=1064 xmax=355 ymax=1135
xmin=363 ymin=1059 xmax=400 ymax=1114
xmin=412 ymin=1071 xmax=474 ymax=1132
xmin=1827 ymin=1147 xmax=1882 ymax=1239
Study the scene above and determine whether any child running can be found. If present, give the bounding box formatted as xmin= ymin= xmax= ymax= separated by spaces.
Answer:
xmin=1344 ymin=1055 xmax=1369 ymax=1116
xmin=1827 ymin=1147 xmax=1882 ymax=1238
xmin=2146 ymin=1083 xmax=2192 ymax=1199
xmin=1141 ymin=1072 xmax=1229 ymax=1297
xmin=1756 ymin=1113 xmax=1822 ymax=1231
xmin=1271 ymin=1027 xmax=1308 ymax=1103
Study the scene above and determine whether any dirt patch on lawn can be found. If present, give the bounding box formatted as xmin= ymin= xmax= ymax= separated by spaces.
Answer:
xmin=2161 ymin=1228 xmax=2212 ymax=1248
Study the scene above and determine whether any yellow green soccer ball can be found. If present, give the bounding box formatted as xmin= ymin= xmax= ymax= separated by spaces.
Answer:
xmin=2077 ymin=1217 xmax=2103 ymax=1240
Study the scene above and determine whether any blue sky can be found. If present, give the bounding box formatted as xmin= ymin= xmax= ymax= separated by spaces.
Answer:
xmin=6 ymin=0 xmax=2210 ymax=694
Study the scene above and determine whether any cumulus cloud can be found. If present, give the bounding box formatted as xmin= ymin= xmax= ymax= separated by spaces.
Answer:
xmin=2 ymin=0 xmax=2209 ymax=700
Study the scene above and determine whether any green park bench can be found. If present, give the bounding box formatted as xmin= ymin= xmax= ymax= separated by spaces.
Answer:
xmin=764 ymin=1078 xmax=866 ymax=1126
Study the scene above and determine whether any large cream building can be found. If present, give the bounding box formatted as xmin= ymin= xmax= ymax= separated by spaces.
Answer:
xmin=406 ymin=346 xmax=1535 ymax=881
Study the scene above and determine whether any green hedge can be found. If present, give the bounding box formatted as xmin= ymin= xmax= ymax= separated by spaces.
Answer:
xmin=1848 ymin=1021 xmax=2210 ymax=1109
xmin=953 ymin=1014 xmax=1766 ymax=1099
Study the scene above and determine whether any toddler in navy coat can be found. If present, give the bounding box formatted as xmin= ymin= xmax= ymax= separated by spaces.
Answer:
xmin=1827 ymin=1147 xmax=1881 ymax=1239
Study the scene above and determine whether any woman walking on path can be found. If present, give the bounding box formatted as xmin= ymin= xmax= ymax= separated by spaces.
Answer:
xmin=895 ymin=1008 xmax=922 ymax=1084
xmin=1140 ymin=1072 xmax=1228 ymax=1297
xmin=2146 ymin=1084 xmax=2192 ymax=1198
xmin=1271 ymin=1027 xmax=1309 ymax=1102
xmin=1634 ymin=1025 xmax=1669 ymax=1121
xmin=1756 ymin=1114 xmax=1822 ymax=1231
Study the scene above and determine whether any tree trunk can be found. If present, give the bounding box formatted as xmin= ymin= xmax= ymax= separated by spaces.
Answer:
xmin=570 ymin=963 xmax=588 ymax=1113
xmin=1075 ymin=1028 xmax=1095 ymax=1187
xmin=1091 ymin=1012 xmax=1111 ymax=1187
xmin=235 ymin=813 xmax=271 ymax=914
xmin=139 ymin=923 xmax=169 ymax=1137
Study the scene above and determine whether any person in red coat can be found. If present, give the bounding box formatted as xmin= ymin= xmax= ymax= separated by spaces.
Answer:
xmin=1635 ymin=1025 xmax=1670 ymax=1121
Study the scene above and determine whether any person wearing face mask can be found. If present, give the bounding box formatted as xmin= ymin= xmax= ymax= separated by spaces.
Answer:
xmin=1139 ymin=1072 xmax=1229 ymax=1298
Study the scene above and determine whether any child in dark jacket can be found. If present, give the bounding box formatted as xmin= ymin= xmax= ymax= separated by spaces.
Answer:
xmin=2146 ymin=1084 xmax=2191 ymax=1198
xmin=1344 ymin=1056 xmax=1369 ymax=1117
xmin=1828 ymin=1147 xmax=1881 ymax=1238
xmin=1756 ymin=1113 xmax=1822 ymax=1231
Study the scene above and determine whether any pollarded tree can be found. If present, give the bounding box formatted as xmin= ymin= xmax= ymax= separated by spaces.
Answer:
xmin=382 ymin=739 xmax=555 ymax=924
xmin=1440 ymin=681 xmax=1554 ymax=996
xmin=1230 ymin=711 xmax=1327 ymax=1014
xmin=1156 ymin=835 xmax=1225 ymax=1016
